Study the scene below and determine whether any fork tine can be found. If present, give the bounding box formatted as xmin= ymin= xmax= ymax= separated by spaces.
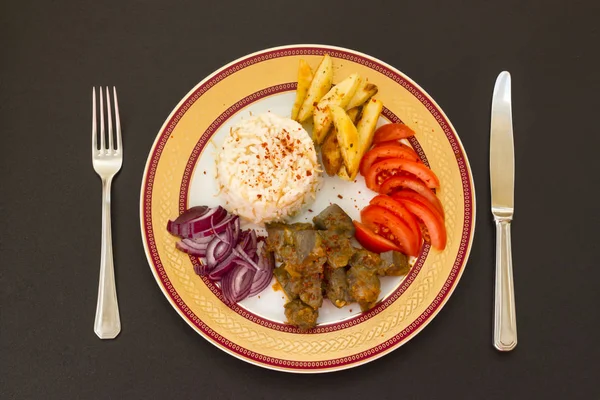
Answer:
xmin=113 ymin=87 xmax=122 ymax=152
xmin=106 ymin=87 xmax=113 ymax=151
xmin=92 ymin=87 xmax=97 ymax=151
xmin=99 ymin=87 xmax=105 ymax=150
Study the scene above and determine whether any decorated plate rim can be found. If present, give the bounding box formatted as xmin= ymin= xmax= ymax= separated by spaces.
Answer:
xmin=139 ymin=44 xmax=477 ymax=373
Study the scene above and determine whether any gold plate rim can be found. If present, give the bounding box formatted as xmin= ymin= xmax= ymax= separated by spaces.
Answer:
xmin=139 ymin=44 xmax=477 ymax=373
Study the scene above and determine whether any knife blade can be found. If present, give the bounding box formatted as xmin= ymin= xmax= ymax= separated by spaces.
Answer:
xmin=490 ymin=71 xmax=517 ymax=351
xmin=491 ymin=72 xmax=515 ymax=217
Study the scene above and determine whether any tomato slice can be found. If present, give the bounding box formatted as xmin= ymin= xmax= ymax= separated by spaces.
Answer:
xmin=353 ymin=220 xmax=401 ymax=253
xmin=373 ymin=123 xmax=416 ymax=144
xmin=361 ymin=205 xmax=419 ymax=256
xmin=373 ymin=142 xmax=421 ymax=162
xmin=380 ymin=175 xmax=445 ymax=217
xmin=364 ymin=158 xmax=441 ymax=192
xmin=374 ymin=140 xmax=403 ymax=148
xmin=391 ymin=190 xmax=445 ymax=222
xmin=395 ymin=198 xmax=446 ymax=251
xmin=374 ymin=140 xmax=419 ymax=154
xmin=369 ymin=195 xmax=422 ymax=246
xmin=359 ymin=144 xmax=421 ymax=176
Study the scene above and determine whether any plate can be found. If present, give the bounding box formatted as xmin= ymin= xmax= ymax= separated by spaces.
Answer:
xmin=140 ymin=45 xmax=475 ymax=373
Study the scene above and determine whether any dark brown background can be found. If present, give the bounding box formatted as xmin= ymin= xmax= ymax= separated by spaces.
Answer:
xmin=1 ymin=0 xmax=599 ymax=399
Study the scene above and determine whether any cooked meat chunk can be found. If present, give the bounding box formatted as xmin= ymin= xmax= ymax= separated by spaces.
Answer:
xmin=267 ymin=204 xmax=387 ymax=329
xmin=273 ymin=264 xmax=323 ymax=307
xmin=278 ymin=244 xmax=326 ymax=276
xmin=292 ymin=230 xmax=326 ymax=269
xmin=319 ymin=230 xmax=356 ymax=268
xmin=349 ymin=249 xmax=382 ymax=271
xmin=273 ymin=264 xmax=303 ymax=300
xmin=299 ymin=273 xmax=323 ymax=310
xmin=287 ymin=275 xmax=304 ymax=298
xmin=273 ymin=264 xmax=290 ymax=288
xmin=312 ymin=204 xmax=354 ymax=236
xmin=265 ymin=222 xmax=313 ymax=251
xmin=325 ymin=265 xmax=353 ymax=308
xmin=284 ymin=300 xmax=318 ymax=330
xmin=347 ymin=265 xmax=380 ymax=312
xmin=379 ymin=251 xmax=410 ymax=276
xmin=267 ymin=224 xmax=326 ymax=275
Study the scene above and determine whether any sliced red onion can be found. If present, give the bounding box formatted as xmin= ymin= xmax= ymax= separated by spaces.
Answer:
xmin=235 ymin=231 xmax=254 ymax=258
xmin=233 ymin=244 xmax=261 ymax=270
xmin=239 ymin=230 xmax=257 ymax=258
xmin=206 ymin=232 xmax=234 ymax=268
xmin=211 ymin=213 xmax=229 ymax=245
xmin=189 ymin=235 xmax=214 ymax=246
xmin=232 ymin=218 xmax=241 ymax=244
xmin=167 ymin=206 xmax=208 ymax=236
xmin=167 ymin=206 xmax=228 ymax=238
xmin=215 ymin=241 xmax=232 ymax=261
xmin=248 ymin=246 xmax=274 ymax=296
xmin=258 ymin=244 xmax=274 ymax=270
xmin=206 ymin=219 xmax=238 ymax=267
xmin=224 ymin=220 xmax=235 ymax=245
xmin=193 ymin=259 xmax=210 ymax=276
xmin=247 ymin=247 xmax=257 ymax=260
xmin=248 ymin=270 xmax=273 ymax=297
xmin=207 ymin=252 xmax=238 ymax=280
xmin=232 ymin=258 xmax=256 ymax=270
xmin=205 ymin=239 xmax=218 ymax=267
xmin=190 ymin=214 xmax=238 ymax=239
xmin=171 ymin=206 xmax=274 ymax=303
xmin=247 ymin=230 xmax=257 ymax=252
xmin=176 ymin=239 xmax=208 ymax=257
xmin=221 ymin=263 xmax=256 ymax=305
xmin=238 ymin=230 xmax=250 ymax=249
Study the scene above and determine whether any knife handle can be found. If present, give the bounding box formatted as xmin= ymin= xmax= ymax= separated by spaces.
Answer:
xmin=494 ymin=218 xmax=517 ymax=351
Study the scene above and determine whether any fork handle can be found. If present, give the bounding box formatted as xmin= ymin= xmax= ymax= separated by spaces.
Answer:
xmin=493 ymin=218 xmax=517 ymax=351
xmin=94 ymin=177 xmax=121 ymax=339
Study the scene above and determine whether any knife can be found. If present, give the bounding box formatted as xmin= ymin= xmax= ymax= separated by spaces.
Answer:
xmin=490 ymin=71 xmax=517 ymax=351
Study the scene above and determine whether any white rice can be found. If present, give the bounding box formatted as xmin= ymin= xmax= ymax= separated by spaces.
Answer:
xmin=216 ymin=112 xmax=320 ymax=224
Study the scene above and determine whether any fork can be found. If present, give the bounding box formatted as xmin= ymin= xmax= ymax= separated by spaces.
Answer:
xmin=92 ymin=87 xmax=122 ymax=339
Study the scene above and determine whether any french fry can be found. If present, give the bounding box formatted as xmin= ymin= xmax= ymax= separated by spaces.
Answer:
xmin=337 ymin=165 xmax=352 ymax=181
xmin=331 ymin=105 xmax=361 ymax=179
xmin=312 ymin=73 xmax=361 ymax=144
xmin=349 ymin=97 xmax=384 ymax=179
xmin=297 ymin=54 xmax=333 ymax=123
xmin=321 ymin=129 xmax=344 ymax=176
xmin=291 ymin=60 xmax=314 ymax=121
xmin=346 ymin=80 xmax=378 ymax=110
xmin=346 ymin=107 xmax=362 ymax=124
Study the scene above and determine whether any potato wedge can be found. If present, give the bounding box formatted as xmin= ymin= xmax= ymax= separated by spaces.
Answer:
xmin=346 ymin=80 xmax=378 ymax=110
xmin=349 ymin=97 xmax=384 ymax=180
xmin=291 ymin=60 xmax=314 ymax=121
xmin=331 ymin=105 xmax=361 ymax=179
xmin=346 ymin=107 xmax=362 ymax=124
xmin=297 ymin=54 xmax=333 ymax=123
xmin=312 ymin=73 xmax=361 ymax=144
xmin=337 ymin=166 xmax=352 ymax=181
xmin=321 ymin=129 xmax=344 ymax=176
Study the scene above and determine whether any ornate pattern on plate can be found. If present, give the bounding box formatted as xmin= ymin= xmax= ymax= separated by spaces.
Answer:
xmin=141 ymin=45 xmax=475 ymax=372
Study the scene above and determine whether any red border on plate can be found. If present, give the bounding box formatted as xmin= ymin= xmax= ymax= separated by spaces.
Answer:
xmin=142 ymin=46 xmax=473 ymax=370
